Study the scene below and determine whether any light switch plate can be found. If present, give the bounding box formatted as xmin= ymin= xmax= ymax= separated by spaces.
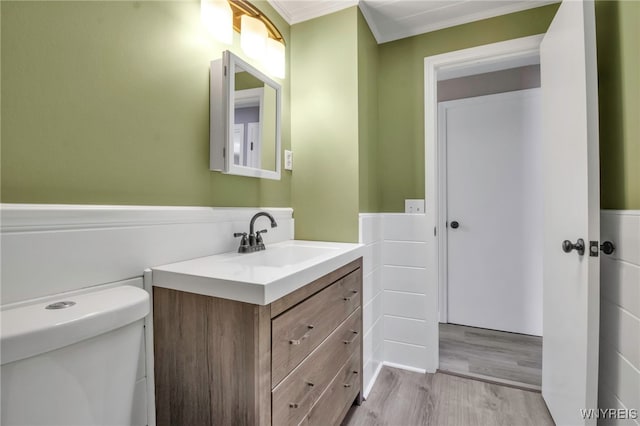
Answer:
xmin=405 ymin=199 xmax=425 ymax=213
xmin=284 ymin=150 xmax=293 ymax=171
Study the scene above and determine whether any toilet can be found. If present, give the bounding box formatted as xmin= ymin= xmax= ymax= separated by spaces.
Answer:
xmin=1 ymin=285 xmax=150 ymax=426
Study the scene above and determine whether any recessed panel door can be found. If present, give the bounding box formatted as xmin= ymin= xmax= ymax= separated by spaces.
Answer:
xmin=539 ymin=1 xmax=601 ymax=424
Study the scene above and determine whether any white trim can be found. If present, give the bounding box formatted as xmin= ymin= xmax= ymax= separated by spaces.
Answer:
xmin=357 ymin=2 xmax=384 ymax=45
xmin=382 ymin=361 xmax=427 ymax=375
xmin=424 ymin=34 xmax=543 ymax=372
xmin=143 ymin=269 xmax=157 ymax=426
xmin=271 ymin=0 xmax=557 ymax=44
xmin=266 ymin=0 xmax=293 ymax=24
xmin=0 ymin=204 xmax=293 ymax=232
xmin=601 ymin=210 xmax=640 ymax=216
xmin=371 ymin=2 xmax=556 ymax=44
xmin=268 ymin=0 xmax=358 ymax=25
xmin=363 ymin=361 xmax=384 ymax=399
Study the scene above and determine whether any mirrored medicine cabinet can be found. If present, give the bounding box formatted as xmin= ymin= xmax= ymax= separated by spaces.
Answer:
xmin=210 ymin=50 xmax=282 ymax=180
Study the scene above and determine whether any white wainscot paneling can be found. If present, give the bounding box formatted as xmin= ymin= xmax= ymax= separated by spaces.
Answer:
xmin=1 ymin=205 xmax=294 ymax=304
xmin=363 ymin=267 xmax=382 ymax=308
xmin=364 ymin=290 xmax=383 ymax=335
xmin=598 ymin=210 xmax=640 ymax=423
xmin=362 ymin=242 xmax=382 ymax=278
xmin=383 ymin=214 xmax=429 ymax=241
xmin=363 ymin=317 xmax=384 ymax=398
xmin=601 ymin=255 xmax=640 ymax=319
xmin=383 ymin=241 xmax=428 ymax=268
xmin=601 ymin=210 xmax=640 ymax=265
xmin=384 ymin=290 xmax=427 ymax=320
xmin=363 ymin=317 xmax=382 ymax=372
xmin=359 ymin=213 xmax=384 ymax=399
xmin=601 ymin=299 xmax=640 ymax=370
xmin=384 ymin=316 xmax=428 ymax=347
xmin=384 ymin=341 xmax=429 ymax=372
xmin=359 ymin=214 xmax=383 ymax=245
xmin=383 ymin=265 xmax=430 ymax=295
xmin=381 ymin=213 xmax=435 ymax=373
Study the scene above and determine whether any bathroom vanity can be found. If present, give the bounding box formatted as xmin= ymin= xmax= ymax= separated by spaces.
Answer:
xmin=151 ymin=241 xmax=363 ymax=426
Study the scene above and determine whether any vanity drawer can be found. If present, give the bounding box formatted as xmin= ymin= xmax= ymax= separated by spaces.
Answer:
xmin=271 ymin=269 xmax=361 ymax=385
xmin=272 ymin=308 xmax=361 ymax=426
xmin=299 ymin=352 xmax=361 ymax=426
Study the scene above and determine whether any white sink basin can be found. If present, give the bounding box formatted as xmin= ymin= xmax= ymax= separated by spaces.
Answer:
xmin=223 ymin=244 xmax=340 ymax=268
xmin=152 ymin=240 xmax=363 ymax=305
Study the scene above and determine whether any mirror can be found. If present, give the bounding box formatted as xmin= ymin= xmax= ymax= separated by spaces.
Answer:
xmin=210 ymin=51 xmax=281 ymax=180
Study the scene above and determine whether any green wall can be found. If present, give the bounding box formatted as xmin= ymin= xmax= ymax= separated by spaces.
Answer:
xmin=1 ymin=0 xmax=291 ymax=207
xmin=3 ymin=0 xmax=636 ymax=243
xmin=357 ymin=9 xmax=380 ymax=213
xmin=290 ymin=7 xmax=360 ymax=242
xmin=596 ymin=0 xmax=640 ymax=210
xmin=377 ymin=4 xmax=560 ymax=212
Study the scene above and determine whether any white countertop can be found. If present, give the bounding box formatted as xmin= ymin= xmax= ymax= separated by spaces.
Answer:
xmin=151 ymin=240 xmax=364 ymax=305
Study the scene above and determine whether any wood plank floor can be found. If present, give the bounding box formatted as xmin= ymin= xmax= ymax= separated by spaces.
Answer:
xmin=439 ymin=323 xmax=542 ymax=390
xmin=342 ymin=367 xmax=553 ymax=426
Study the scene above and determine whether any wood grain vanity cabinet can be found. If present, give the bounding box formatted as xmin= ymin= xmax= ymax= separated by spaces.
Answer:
xmin=153 ymin=258 xmax=363 ymax=426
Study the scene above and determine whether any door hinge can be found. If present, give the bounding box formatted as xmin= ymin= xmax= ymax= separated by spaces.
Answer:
xmin=222 ymin=147 xmax=226 ymax=158
xmin=434 ymin=227 xmax=437 ymax=237
xmin=224 ymin=65 xmax=227 ymax=76
xmin=589 ymin=240 xmax=599 ymax=257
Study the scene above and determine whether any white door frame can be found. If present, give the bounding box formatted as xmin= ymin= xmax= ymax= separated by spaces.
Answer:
xmin=424 ymin=34 xmax=543 ymax=372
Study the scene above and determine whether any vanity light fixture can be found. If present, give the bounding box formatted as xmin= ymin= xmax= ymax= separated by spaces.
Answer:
xmin=266 ymin=37 xmax=285 ymax=79
xmin=201 ymin=0 xmax=286 ymax=78
xmin=241 ymin=15 xmax=268 ymax=60
xmin=201 ymin=0 xmax=233 ymax=45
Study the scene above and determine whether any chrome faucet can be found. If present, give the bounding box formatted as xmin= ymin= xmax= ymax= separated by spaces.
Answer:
xmin=234 ymin=211 xmax=278 ymax=253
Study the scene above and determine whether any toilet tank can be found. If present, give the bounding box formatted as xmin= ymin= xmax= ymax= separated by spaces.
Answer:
xmin=1 ymin=285 xmax=150 ymax=426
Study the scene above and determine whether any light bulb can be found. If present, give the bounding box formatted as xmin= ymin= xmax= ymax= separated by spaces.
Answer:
xmin=201 ymin=0 xmax=233 ymax=45
xmin=266 ymin=38 xmax=285 ymax=79
xmin=241 ymin=15 xmax=267 ymax=60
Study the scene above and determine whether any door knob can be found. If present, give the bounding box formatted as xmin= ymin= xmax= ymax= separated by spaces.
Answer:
xmin=600 ymin=241 xmax=615 ymax=255
xmin=562 ymin=238 xmax=585 ymax=256
xmin=450 ymin=221 xmax=459 ymax=229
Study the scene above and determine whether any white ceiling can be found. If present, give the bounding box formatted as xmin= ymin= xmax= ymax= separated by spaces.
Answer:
xmin=268 ymin=0 xmax=557 ymax=44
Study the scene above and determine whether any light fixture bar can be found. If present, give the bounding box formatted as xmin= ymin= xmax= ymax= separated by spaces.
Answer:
xmin=229 ymin=0 xmax=285 ymax=45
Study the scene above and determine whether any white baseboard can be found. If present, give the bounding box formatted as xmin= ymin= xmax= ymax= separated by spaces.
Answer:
xmin=382 ymin=361 xmax=427 ymax=375
xmin=363 ymin=361 xmax=384 ymax=399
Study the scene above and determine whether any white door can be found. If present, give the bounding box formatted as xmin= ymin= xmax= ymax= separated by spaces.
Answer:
xmin=246 ymin=122 xmax=261 ymax=169
xmin=233 ymin=124 xmax=245 ymax=166
xmin=540 ymin=0 xmax=600 ymax=424
xmin=443 ymin=89 xmax=543 ymax=336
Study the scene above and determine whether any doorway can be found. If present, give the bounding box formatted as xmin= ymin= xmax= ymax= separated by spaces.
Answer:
xmin=424 ymin=3 xmax=601 ymax=423
xmin=436 ymin=66 xmax=544 ymax=389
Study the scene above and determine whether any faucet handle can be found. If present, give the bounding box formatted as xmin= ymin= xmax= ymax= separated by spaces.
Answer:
xmin=234 ymin=232 xmax=250 ymax=253
xmin=256 ymin=229 xmax=268 ymax=246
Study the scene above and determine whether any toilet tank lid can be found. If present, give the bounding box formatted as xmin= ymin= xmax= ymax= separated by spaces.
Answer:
xmin=1 ymin=285 xmax=149 ymax=365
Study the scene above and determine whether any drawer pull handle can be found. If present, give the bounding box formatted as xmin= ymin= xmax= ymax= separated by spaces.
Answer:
xmin=353 ymin=370 xmax=359 ymax=375
xmin=343 ymin=290 xmax=359 ymax=302
xmin=289 ymin=403 xmax=299 ymax=409
xmin=343 ymin=383 xmax=352 ymax=388
xmin=343 ymin=330 xmax=359 ymax=345
xmin=306 ymin=381 xmax=315 ymax=387
xmin=289 ymin=325 xmax=314 ymax=345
